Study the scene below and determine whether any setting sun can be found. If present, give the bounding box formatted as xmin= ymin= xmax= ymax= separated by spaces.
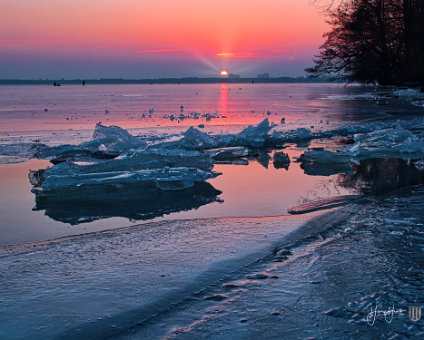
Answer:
xmin=220 ymin=70 xmax=228 ymax=76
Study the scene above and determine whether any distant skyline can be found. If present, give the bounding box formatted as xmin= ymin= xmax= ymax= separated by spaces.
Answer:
xmin=1 ymin=0 xmax=328 ymax=79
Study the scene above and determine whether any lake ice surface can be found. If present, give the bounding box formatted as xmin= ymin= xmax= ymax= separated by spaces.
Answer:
xmin=1 ymin=83 xmax=422 ymax=245
xmin=1 ymin=83 xmax=424 ymax=339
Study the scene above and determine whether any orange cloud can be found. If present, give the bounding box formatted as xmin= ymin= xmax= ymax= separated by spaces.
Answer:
xmin=216 ymin=53 xmax=235 ymax=57
xmin=216 ymin=50 xmax=290 ymax=58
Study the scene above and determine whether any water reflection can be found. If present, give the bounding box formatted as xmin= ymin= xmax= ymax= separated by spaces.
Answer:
xmin=30 ymin=157 xmax=424 ymax=226
xmin=32 ymin=182 xmax=221 ymax=225
xmin=338 ymin=158 xmax=424 ymax=195
xmin=220 ymin=82 xmax=227 ymax=115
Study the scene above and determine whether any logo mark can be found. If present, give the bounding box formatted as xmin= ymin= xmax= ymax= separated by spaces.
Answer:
xmin=409 ymin=306 xmax=422 ymax=322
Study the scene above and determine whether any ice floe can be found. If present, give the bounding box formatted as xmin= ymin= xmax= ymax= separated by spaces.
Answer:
xmin=299 ymin=149 xmax=355 ymax=176
xmin=206 ymin=146 xmax=249 ymax=161
xmin=0 ymin=143 xmax=37 ymax=164
xmin=342 ymin=127 xmax=424 ymax=158
xmin=2 ymin=118 xmax=412 ymax=166
xmin=31 ymin=163 xmax=219 ymax=193
xmin=2 ymin=116 xmax=421 ymax=196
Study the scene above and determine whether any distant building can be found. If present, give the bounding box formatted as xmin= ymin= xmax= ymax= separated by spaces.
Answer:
xmin=257 ymin=73 xmax=270 ymax=79
xmin=228 ymin=73 xmax=241 ymax=78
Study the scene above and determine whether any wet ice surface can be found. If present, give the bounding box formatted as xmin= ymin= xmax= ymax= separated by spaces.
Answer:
xmin=119 ymin=187 xmax=424 ymax=340
xmin=0 ymin=213 xmax=317 ymax=339
xmin=2 ymin=187 xmax=424 ymax=339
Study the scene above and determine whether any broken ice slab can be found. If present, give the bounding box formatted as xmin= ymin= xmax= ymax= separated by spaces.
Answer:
xmin=178 ymin=126 xmax=218 ymax=149
xmin=213 ymin=159 xmax=249 ymax=166
xmin=29 ymin=143 xmax=117 ymax=162
xmin=287 ymin=195 xmax=365 ymax=214
xmin=342 ymin=127 xmax=424 ymax=159
xmin=69 ymin=149 xmax=215 ymax=173
xmin=81 ymin=122 xmax=147 ymax=152
xmin=392 ymin=88 xmax=423 ymax=99
xmin=299 ymin=150 xmax=355 ymax=176
xmin=29 ymin=148 xmax=215 ymax=189
xmin=234 ymin=118 xmax=277 ymax=147
xmin=31 ymin=163 xmax=220 ymax=193
xmin=32 ymin=181 xmax=222 ymax=225
xmin=181 ymin=118 xmax=278 ymax=149
xmin=273 ymin=152 xmax=290 ymax=170
xmin=295 ymin=128 xmax=312 ymax=140
xmin=300 ymin=150 xmax=354 ymax=164
xmin=206 ymin=146 xmax=249 ymax=160
xmin=29 ymin=123 xmax=148 ymax=163
xmin=50 ymin=149 xmax=120 ymax=165
xmin=152 ymin=119 xmax=281 ymax=151
xmin=0 ymin=143 xmax=35 ymax=162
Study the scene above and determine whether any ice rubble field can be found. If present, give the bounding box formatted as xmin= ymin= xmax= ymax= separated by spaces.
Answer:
xmin=1 ymin=84 xmax=424 ymax=229
xmin=1 ymin=86 xmax=424 ymax=338
xmin=11 ymin=112 xmax=424 ymax=197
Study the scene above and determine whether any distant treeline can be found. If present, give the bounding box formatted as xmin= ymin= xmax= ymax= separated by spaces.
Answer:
xmin=0 ymin=76 xmax=340 ymax=85
xmin=307 ymin=0 xmax=424 ymax=86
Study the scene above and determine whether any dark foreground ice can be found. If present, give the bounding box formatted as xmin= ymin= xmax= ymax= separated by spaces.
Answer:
xmin=121 ymin=187 xmax=424 ymax=339
xmin=1 ymin=185 xmax=424 ymax=339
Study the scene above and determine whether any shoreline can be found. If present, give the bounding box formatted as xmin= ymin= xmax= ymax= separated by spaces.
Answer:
xmin=0 ymin=211 xmax=327 ymax=254
xmin=0 ymin=206 xmax=346 ymax=339
xmin=0 ymin=77 xmax=340 ymax=86
xmin=60 ymin=207 xmax=355 ymax=340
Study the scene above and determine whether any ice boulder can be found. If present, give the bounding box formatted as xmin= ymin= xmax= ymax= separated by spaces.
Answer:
xmin=82 ymin=123 xmax=147 ymax=153
xmin=179 ymin=126 xmax=217 ymax=149
xmin=296 ymin=128 xmax=312 ymax=140
xmin=235 ymin=118 xmax=276 ymax=147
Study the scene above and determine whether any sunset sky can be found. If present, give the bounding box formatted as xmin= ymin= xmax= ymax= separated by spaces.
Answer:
xmin=0 ymin=0 xmax=329 ymax=79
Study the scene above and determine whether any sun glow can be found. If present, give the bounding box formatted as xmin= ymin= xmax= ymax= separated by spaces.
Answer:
xmin=220 ymin=70 xmax=228 ymax=76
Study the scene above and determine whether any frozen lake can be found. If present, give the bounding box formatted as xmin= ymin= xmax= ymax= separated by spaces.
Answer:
xmin=0 ymin=83 xmax=423 ymax=245
xmin=1 ymin=83 xmax=424 ymax=339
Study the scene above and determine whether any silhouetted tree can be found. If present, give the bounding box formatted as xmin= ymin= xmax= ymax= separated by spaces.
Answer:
xmin=307 ymin=0 xmax=424 ymax=86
